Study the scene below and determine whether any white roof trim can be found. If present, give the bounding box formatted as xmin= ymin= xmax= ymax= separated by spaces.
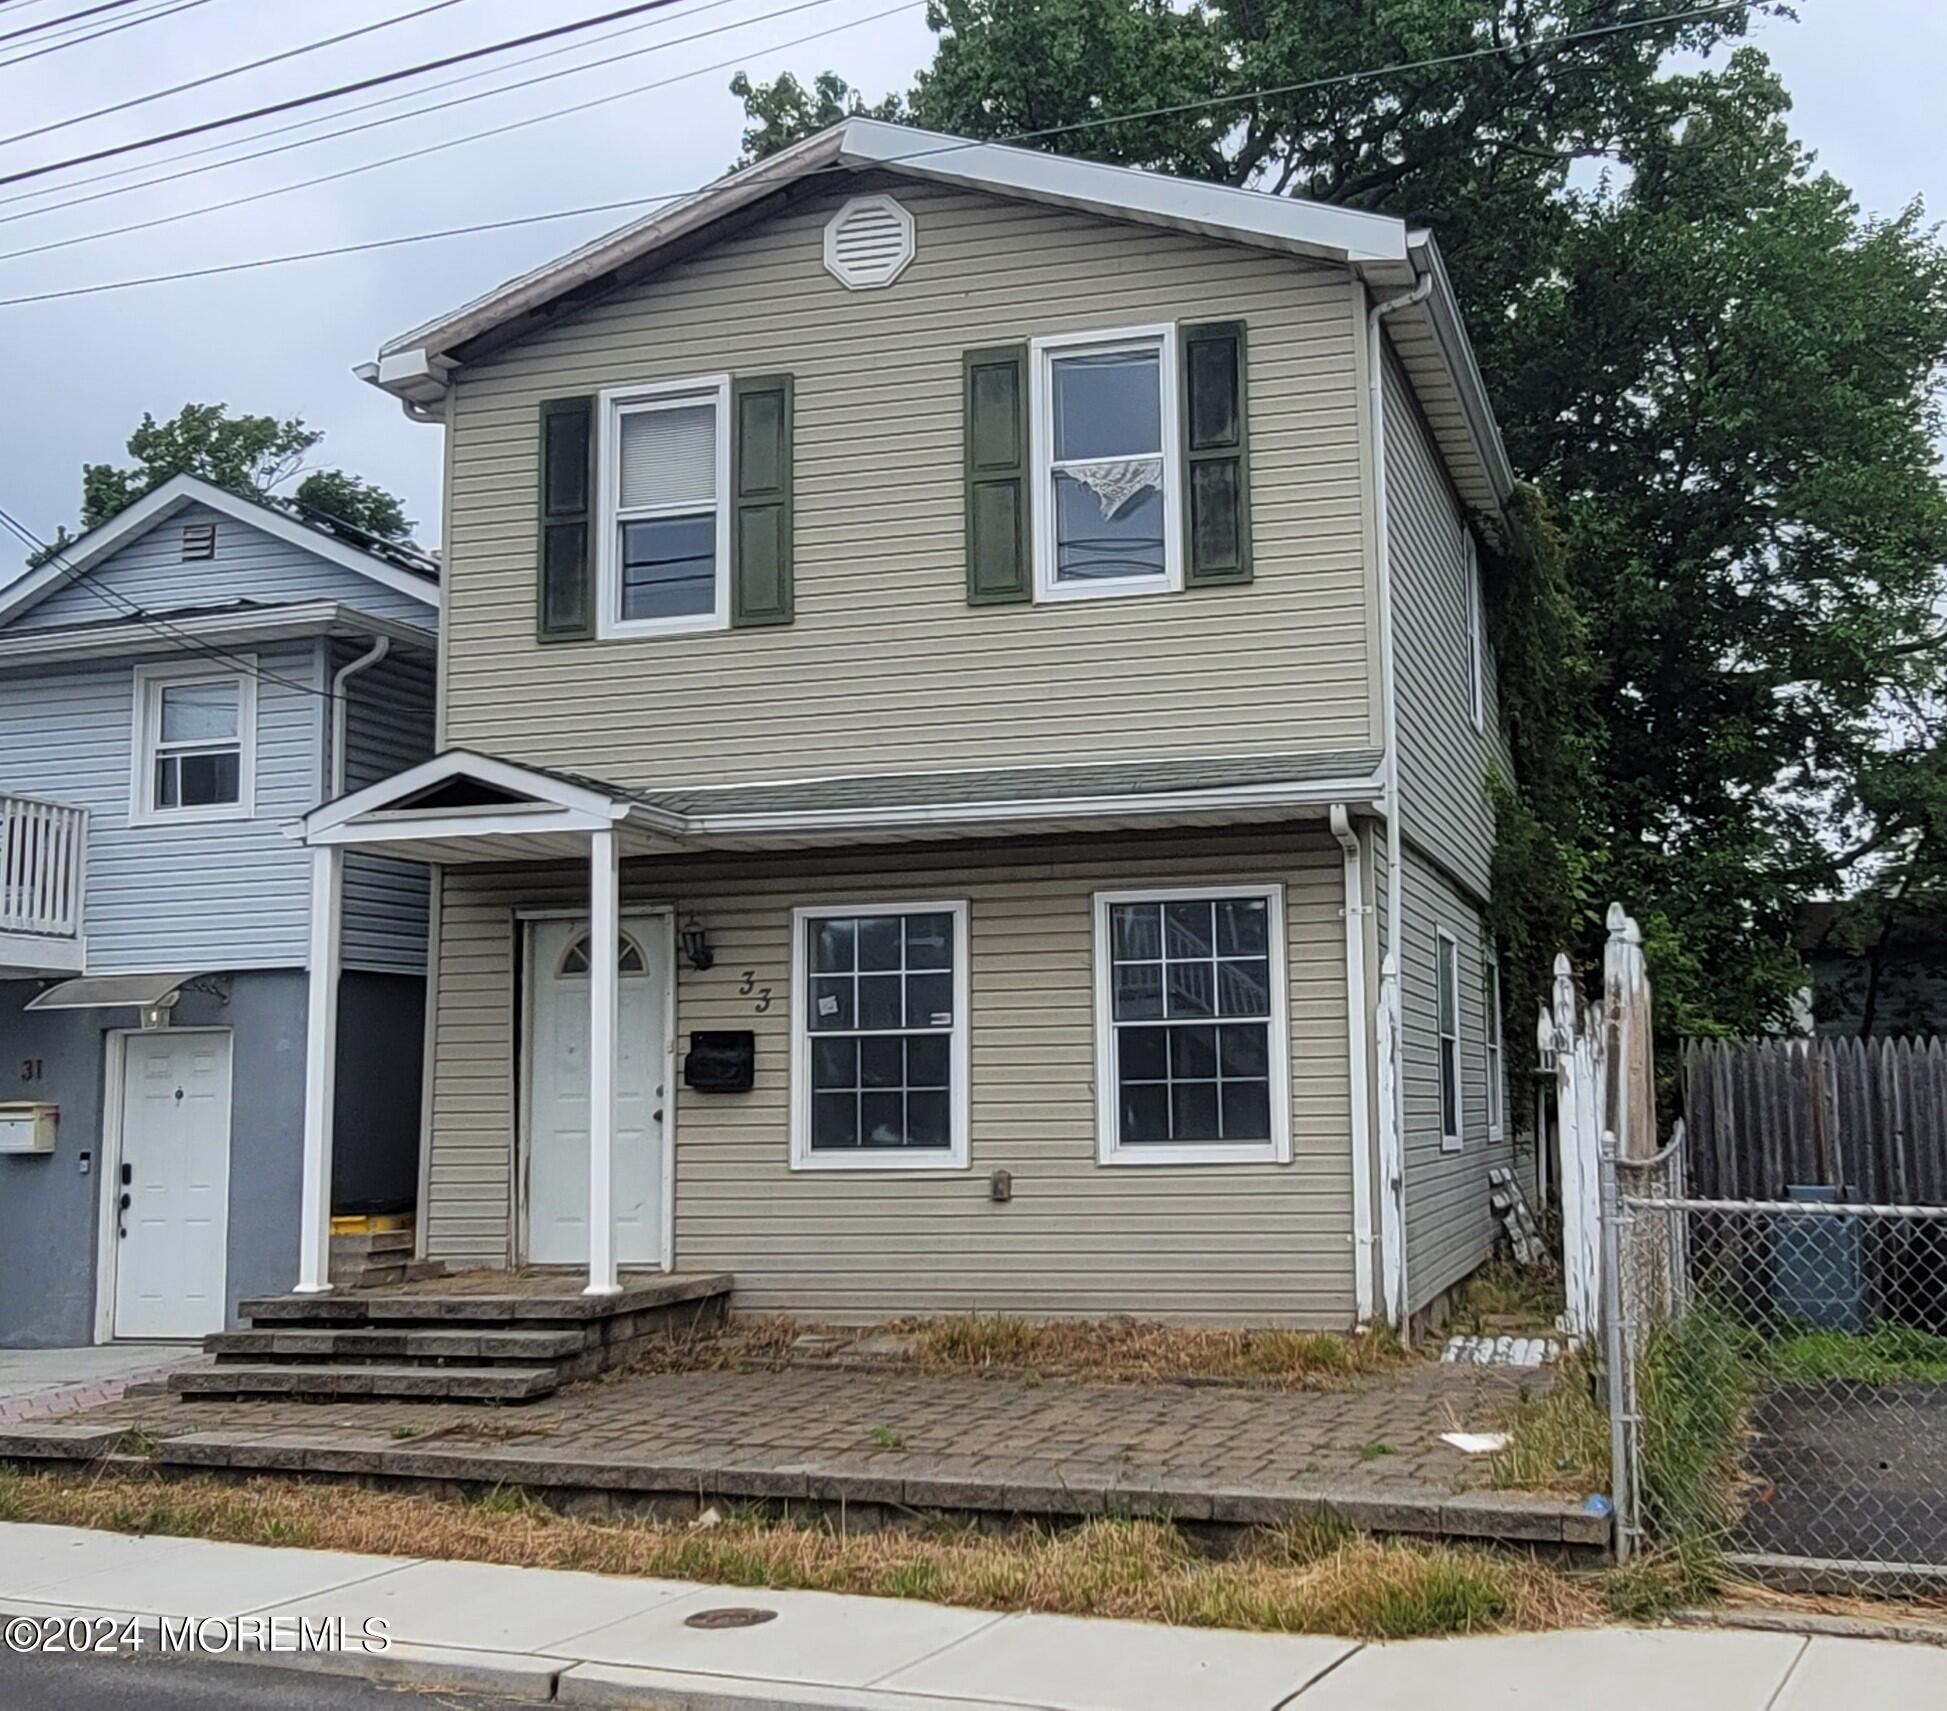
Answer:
xmin=300 ymin=749 xmax=645 ymax=839
xmin=0 ymin=474 xmax=438 ymax=627
xmin=0 ymin=600 xmax=433 ymax=667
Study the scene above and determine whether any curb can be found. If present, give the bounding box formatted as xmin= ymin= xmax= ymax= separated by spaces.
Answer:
xmin=1673 ymin=1606 xmax=1947 ymax=1649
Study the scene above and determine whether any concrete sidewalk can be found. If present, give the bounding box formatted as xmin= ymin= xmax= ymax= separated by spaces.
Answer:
xmin=2 ymin=1521 xmax=1944 ymax=1709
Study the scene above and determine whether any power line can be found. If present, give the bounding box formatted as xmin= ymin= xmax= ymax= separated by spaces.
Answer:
xmin=0 ymin=0 xmax=1765 ymax=309
xmin=0 ymin=0 xmax=866 ymax=264
xmin=0 ymin=0 xmax=210 ymax=69
xmin=0 ymin=0 xmax=755 ymax=220
xmin=0 ymin=0 xmax=701 ymax=189
xmin=2 ymin=0 xmax=479 ymax=149
xmin=0 ymin=0 xmax=148 ymax=49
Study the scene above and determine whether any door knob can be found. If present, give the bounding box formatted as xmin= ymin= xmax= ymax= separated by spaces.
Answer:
xmin=119 ymin=1192 xmax=131 ymax=1211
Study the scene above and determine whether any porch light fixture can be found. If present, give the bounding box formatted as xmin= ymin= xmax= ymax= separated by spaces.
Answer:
xmin=680 ymin=913 xmax=714 ymax=972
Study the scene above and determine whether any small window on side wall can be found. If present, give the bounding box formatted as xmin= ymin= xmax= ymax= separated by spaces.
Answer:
xmin=1094 ymin=885 xmax=1290 ymax=1166
xmin=1437 ymin=928 xmax=1462 ymax=1151
xmin=131 ymin=660 xmax=255 ymax=825
xmin=791 ymin=901 xmax=970 ymax=1171
xmin=1484 ymin=949 xmax=1504 ymax=1141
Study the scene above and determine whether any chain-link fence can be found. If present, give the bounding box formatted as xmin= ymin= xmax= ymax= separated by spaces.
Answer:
xmin=1610 ymin=1180 xmax=1947 ymax=1595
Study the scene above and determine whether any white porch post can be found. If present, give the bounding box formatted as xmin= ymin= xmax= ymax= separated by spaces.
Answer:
xmin=584 ymin=827 xmax=621 ymax=1296
xmin=295 ymin=843 xmax=343 ymax=1294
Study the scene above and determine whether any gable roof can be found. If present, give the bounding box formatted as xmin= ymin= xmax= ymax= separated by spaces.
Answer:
xmin=0 ymin=473 xmax=439 ymax=629
xmin=361 ymin=117 xmax=1513 ymax=519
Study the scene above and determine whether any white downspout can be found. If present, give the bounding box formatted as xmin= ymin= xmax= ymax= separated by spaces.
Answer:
xmin=1368 ymin=267 xmax=1434 ymax=1329
xmin=1330 ymin=804 xmax=1375 ymax=1326
xmin=330 ymin=636 xmax=390 ymax=797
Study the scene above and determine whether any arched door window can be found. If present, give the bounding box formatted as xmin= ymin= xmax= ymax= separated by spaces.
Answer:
xmin=557 ymin=931 xmax=647 ymax=978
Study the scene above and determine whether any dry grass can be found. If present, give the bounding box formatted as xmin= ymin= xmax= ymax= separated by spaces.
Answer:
xmin=0 ymin=1464 xmax=1599 ymax=1641
xmin=1452 ymin=1260 xmax=1565 ymax=1334
xmin=1490 ymin=1358 xmax=1610 ymax=1496
xmin=632 ymin=1313 xmax=1412 ymax=1391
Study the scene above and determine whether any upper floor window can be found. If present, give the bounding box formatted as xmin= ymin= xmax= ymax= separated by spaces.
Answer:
xmin=597 ymin=376 xmax=731 ymax=639
xmin=1465 ymin=532 xmax=1485 ymax=731
xmin=1032 ymin=325 xmax=1183 ymax=602
xmin=131 ymin=659 xmax=256 ymax=825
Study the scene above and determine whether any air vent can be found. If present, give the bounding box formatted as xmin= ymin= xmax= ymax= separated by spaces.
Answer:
xmin=822 ymin=194 xmax=915 ymax=290
xmin=181 ymin=521 xmax=216 ymax=561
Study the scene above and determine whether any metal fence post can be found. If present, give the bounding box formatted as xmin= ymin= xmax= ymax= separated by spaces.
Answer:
xmin=1599 ymin=1132 xmax=1634 ymax=1564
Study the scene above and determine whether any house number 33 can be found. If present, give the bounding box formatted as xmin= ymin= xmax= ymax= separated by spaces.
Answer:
xmin=738 ymin=971 xmax=774 ymax=1013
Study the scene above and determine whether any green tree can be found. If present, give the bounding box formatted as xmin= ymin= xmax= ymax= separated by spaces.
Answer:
xmin=736 ymin=2 xmax=1947 ymax=1041
xmin=41 ymin=403 xmax=415 ymax=560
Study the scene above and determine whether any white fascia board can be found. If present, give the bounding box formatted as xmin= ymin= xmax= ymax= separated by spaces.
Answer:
xmin=1404 ymin=232 xmax=1517 ymax=512
xmin=0 ymin=474 xmax=437 ymax=626
xmin=299 ymin=747 xmax=641 ymax=838
xmin=307 ymin=804 xmax=617 ymax=848
xmin=0 ymin=601 xmax=433 ymax=667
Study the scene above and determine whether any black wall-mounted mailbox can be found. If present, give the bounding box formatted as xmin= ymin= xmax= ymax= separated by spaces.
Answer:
xmin=684 ymin=1030 xmax=755 ymax=1093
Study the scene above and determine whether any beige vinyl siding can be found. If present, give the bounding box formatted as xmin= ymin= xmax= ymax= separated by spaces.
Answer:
xmin=1383 ymin=346 xmax=1501 ymax=899
xmin=426 ymin=826 xmax=1358 ymax=1324
xmin=1399 ymin=849 xmax=1512 ymax=1312
xmin=439 ymin=178 xmax=1375 ymax=789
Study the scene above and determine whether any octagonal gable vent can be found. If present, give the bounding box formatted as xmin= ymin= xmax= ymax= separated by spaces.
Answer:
xmin=823 ymin=194 xmax=915 ymax=290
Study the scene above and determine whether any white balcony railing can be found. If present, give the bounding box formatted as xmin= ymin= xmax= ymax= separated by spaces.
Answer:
xmin=0 ymin=792 xmax=86 ymax=942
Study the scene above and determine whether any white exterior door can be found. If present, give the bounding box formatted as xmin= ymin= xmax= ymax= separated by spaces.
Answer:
xmin=525 ymin=915 xmax=667 ymax=1267
xmin=113 ymin=1029 xmax=232 ymax=1340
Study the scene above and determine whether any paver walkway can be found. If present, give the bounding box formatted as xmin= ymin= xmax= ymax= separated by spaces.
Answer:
xmin=3 ymin=1357 xmax=1597 ymax=1543
xmin=0 ymin=1345 xmax=207 ymax=1425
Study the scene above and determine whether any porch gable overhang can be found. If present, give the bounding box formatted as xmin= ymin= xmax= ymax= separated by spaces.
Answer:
xmin=293 ymin=748 xmax=1387 ymax=864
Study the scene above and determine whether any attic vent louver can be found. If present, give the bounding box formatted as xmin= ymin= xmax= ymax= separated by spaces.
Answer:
xmin=181 ymin=521 xmax=216 ymax=561
xmin=822 ymin=194 xmax=915 ymax=290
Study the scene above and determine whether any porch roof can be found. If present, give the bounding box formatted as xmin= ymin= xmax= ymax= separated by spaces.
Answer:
xmin=296 ymin=747 xmax=1386 ymax=863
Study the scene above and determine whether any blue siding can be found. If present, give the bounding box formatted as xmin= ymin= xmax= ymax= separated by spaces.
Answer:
xmin=15 ymin=502 xmax=435 ymax=631
xmin=336 ymin=640 xmax=437 ymax=972
xmin=0 ymin=642 xmax=328 ymax=970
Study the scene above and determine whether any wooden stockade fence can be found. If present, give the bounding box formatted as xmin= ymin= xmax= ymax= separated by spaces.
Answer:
xmin=1681 ymin=1036 xmax=1947 ymax=1204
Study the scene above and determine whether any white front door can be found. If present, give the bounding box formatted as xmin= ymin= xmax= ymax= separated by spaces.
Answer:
xmin=525 ymin=915 xmax=667 ymax=1267
xmin=113 ymin=1029 xmax=232 ymax=1340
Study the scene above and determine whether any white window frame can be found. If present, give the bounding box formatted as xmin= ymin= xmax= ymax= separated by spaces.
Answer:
xmin=1465 ymin=532 xmax=1486 ymax=732
xmin=595 ymin=373 xmax=732 ymax=641
xmin=1484 ymin=947 xmax=1505 ymax=1143
xmin=1436 ymin=926 xmax=1463 ymax=1152
xmin=129 ymin=656 xmax=257 ymax=826
xmin=1092 ymin=882 xmax=1291 ymax=1167
xmin=1030 ymin=323 xmax=1183 ymax=604
xmin=789 ymin=898 xmax=972 ymax=1172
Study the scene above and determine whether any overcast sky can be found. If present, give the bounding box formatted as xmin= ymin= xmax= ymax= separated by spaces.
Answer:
xmin=0 ymin=0 xmax=1938 ymax=555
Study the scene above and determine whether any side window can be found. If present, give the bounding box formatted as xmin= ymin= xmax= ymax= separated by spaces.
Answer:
xmin=598 ymin=379 xmax=730 ymax=638
xmin=131 ymin=661 xmax=255 ymax=825
xmin=1466 ymin=532 xmax=1486 ymax=732
xmin=1484 ymin=949 xmax=1504 ymax=1140
xmin=1437 ymin=928 xmax=1462 ymax=1151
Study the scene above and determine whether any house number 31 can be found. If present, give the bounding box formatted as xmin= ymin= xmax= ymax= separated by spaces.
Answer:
xmin=19 ymin=1059 xmax=43 ymax=1082
xmin=738 ymin=971 xmax=774 ymax=1013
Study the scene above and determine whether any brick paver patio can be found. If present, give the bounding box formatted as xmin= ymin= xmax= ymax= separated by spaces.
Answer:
xmin=0 ymin=1355 xmax=1604 ymax=1546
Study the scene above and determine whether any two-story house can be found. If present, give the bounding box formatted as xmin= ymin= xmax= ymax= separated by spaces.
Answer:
xmin=292 ymin=120 xmax=1517 ymax=1334
xmin=0 ymin=475 xmax=437 ymax=1346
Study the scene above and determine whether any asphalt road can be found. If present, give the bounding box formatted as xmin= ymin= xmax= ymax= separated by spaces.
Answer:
xmin=0 ymin=1647 xmax=529 ymax=1709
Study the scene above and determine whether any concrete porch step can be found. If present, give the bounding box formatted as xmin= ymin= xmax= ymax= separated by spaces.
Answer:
xmin=170 ymin=1363 xmax=562 ymax=1402
xmin=206 ymin=1326 xmax=589 ymax=1365
xmin=237 ymin=1271 xmax=732 ymax=1327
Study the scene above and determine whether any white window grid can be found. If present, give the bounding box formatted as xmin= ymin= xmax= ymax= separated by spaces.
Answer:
xmin=129 ymin=657 xmax=256 ymax=826
xmin=789 ymin=900 xmax=971 ymax=1172
xmin=595 ymin=375 xmax=731 ymax=641
xmin=1093 ymin=884 xmax=1291 ymax=1167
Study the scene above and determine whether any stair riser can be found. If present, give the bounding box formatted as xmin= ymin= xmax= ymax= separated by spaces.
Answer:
xmin=208 ymin=1332 xmax=590 ymax=1363
xmin=172 ymin=1369 xmax=560 ymax=1402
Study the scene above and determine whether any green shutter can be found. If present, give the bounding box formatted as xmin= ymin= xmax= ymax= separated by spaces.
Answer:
xmin=730 ymin=374 xmax=793 ymax=627
xmin=536 ymin=396 xmax=596 ymax=641
xmin=964 ymin=344 xmax=1031 ymax=604
xmin=1180 ymin=321 xmax=1251 ymax=586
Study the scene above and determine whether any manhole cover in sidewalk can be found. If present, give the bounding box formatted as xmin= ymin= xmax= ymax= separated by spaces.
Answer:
xmin=685 ymin=1606 xmax=779 ymax=1630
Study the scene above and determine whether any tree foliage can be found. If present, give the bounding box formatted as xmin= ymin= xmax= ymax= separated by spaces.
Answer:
xmin=31 ymin=403 xmax=415 ymax=565
xmin=736 ymin=1 xmax=1947 ymax=1042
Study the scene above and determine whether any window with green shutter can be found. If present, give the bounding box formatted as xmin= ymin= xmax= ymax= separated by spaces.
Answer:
xmin=963 ymin=344 xmax=1031 ymax=604
xmin=1180 ymin=320 xmax=1251 ymax=586
xmin=731 ymin=374 xmax=794 ymax=627
xmin=536 ymin=396 xmax=595 ymax=642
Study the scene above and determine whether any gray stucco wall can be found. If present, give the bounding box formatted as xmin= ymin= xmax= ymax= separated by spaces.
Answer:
xmin=0 ymin=969 xmax=423 ymax=1346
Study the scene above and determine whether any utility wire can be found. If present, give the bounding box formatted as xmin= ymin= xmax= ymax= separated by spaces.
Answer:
xmin=3 ymin=0 xmax=479 ymax=149
xmin=0 ymin=0 xmax=149 ymax=49
xmin=0 ymin=0 xmax=864 ymax=263
xmin=0 ymin=0 xmax=701 ymax=188
xmin=0 ymin=0 xmax=754 ymax=219
xmin=0 ymin=0 xmax=209 ymax=69
xmin=0 ymin=0 xmax=1764 ymax=307
xmin=0 ymin=500 xmax=392 ymax=703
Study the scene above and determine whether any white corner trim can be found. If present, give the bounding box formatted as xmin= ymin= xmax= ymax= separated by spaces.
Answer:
xmin=128 ymin=654 xmax=258 ymax=828
xmin=1091 ymin=882 xmax=1292 ymax=1167
xmin=593 ymin=373 xmax=733 ymax=642
xmin=788 ymin=898 xmax=971 ymax=1173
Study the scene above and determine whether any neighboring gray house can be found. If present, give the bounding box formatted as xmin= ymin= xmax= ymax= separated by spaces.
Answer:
xmin=0 ymin=475 xmax=437 ymax=1347
xmin=292 ymin=121 xmax=1517 ymax=1333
